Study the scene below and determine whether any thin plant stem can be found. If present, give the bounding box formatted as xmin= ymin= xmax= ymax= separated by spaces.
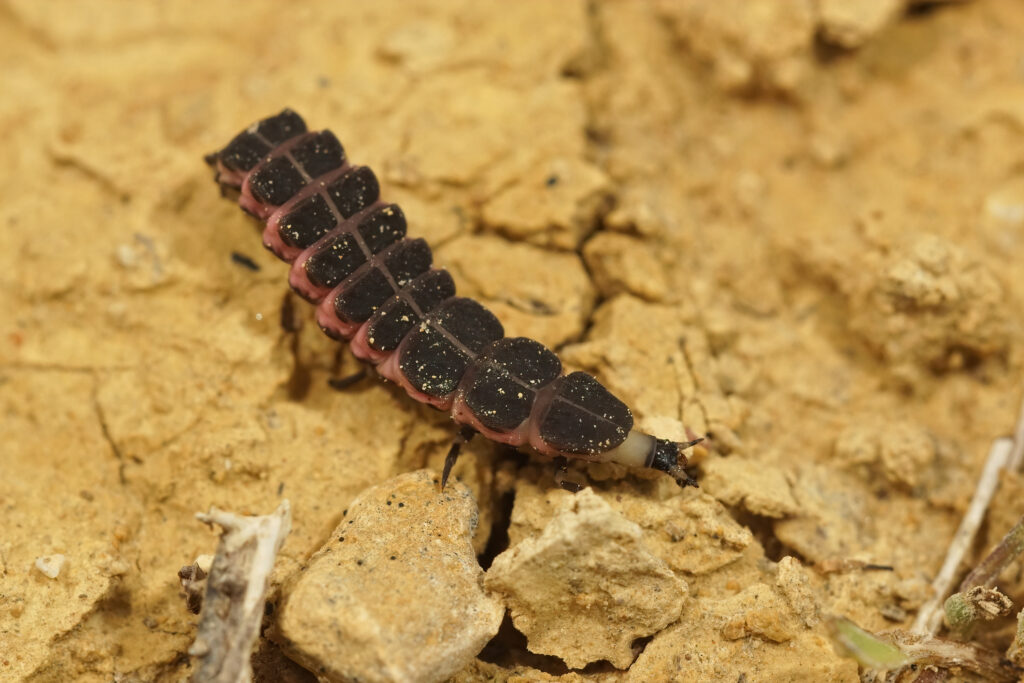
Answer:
xmin=912 ymin=438 xmax=1014 ymax=635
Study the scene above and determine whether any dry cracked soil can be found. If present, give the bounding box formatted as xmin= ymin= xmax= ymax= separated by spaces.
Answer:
xmin=3 ymin=1 xmax=1024 ymax=682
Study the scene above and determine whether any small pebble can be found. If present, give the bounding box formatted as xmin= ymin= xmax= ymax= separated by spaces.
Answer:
xmin=34 ymin=554 xmax=66 ymax=579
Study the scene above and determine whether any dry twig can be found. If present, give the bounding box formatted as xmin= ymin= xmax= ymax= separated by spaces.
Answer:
xmin=186 ymin=501 xmax=292 ymax=683
xmin=890 ymin=631 xmax=1019 ymax=682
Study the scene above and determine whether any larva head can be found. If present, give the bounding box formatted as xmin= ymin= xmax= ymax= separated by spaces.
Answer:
xmin=650 ymin=437 xmax=701 ymax=488
xmin=598 ymin=431 xmax=701 ymax=488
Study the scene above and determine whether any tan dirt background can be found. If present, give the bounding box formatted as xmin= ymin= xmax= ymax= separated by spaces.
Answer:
xmin=2 ymin=1 xmax=1024 ymax=681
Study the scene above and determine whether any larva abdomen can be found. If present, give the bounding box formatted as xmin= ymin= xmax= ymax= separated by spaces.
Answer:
xmin=207 ymin=109 xmax=702 ymax=489
xmin=360 ymin=270 xmax=457 ymax=358
xmin=461 ymin=337 xmax=562 ymax=434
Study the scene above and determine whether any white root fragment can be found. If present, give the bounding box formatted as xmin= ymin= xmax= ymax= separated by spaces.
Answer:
xmin=186 ymin=501 xmax=292 ymax=683
xmin=912 ymin=438 xmax=1014 ymax=635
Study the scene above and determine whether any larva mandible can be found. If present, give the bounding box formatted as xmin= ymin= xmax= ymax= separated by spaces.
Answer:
xmin=205 ymin=109 xmax=701 ymax=490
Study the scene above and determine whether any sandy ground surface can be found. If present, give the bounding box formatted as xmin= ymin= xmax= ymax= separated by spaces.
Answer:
xmin=2 ymin=1 xmax=1024 ymax=681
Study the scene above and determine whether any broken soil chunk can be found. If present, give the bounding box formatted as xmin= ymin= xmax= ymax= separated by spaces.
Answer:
xmin=276 ymin=470 xmax=503 ymax=683
xmin=485 ymin=489 xmax=686 ymax=669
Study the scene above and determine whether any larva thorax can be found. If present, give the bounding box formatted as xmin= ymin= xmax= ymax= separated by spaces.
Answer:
xmin=206 ymin=109 xmax=700 ymax=489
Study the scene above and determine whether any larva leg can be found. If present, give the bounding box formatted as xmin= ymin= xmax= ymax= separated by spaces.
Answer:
xmin=327 ymin=368 xmax=370 ymax=391
xmin=441 ymin=426 xmax=477 ymax=490
xmin=552 ymin=456 xmax=583 ymax=493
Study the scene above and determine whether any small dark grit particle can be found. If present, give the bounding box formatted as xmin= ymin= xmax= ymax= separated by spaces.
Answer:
xmin=230 ymin=251 xmax=261 ymax=271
